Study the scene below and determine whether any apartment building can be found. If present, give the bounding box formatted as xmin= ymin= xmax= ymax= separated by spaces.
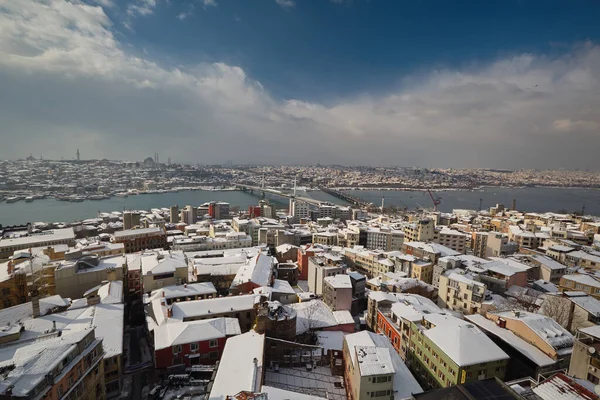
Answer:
xmin=381 ymin=306 xmax=509 ymax=390
xmin=0 ymin=228 xmax=76 ymax=261
xmin=402 ymin=242 xmax=460 ymax=264
xmin=148 ymin=282 xmax=217 ymax=305
xmin=477 ymin=261 xmax=529 ymax=295
xmin=466 ymin=314 xmax=563 ymax=381
xmin=323 ymin=274 xmax=353 ymax=311
xmin=471 ymin=232 xmax=488 ymax=258
xmin=525 ymin=254 xmax=567 ymax=284
xmin=486 ymin=310 xmax=574 ymax=370
xmin=229 ymin=253 xmax=274 ymax=295
xmin=569 ymin=325 xmax=600 ymax=385
xmin=485 ymin=233 xmax=519 ymax=258
xmin=153 ymin=317 xmax=241 ymax=369
xmin=139 ymin=250 xmax=189 ymax=293
xmin=343 ymin=331 xmax=423 ymax=400
xmin=112 ymin=227 xmax=167 ymax=253
xmin=170 ymin=294 xmax=260 ymax=332
xmin=437 ymin=270 xmax=487 ymax=315
xmin=308 ymin=255 xmax=346 ymax=295
xmin=435 ymin=228 xmax=468 ymax=254
xmin=403 ymin=219 xmax=435 ymax=243
xmin=54 ymin=254 xmax=125 ymax=299
xmin=560 ymin=274 xmax=600 ymax=299
xmin=410 ymin=260 xmax=434 ymax=285
xmin=0 ymin=329 xmax=105 ymax=400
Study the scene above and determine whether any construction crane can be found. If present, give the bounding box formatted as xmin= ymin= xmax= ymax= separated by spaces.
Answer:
xmin=427 ymin=189 xmax=442 ymax=211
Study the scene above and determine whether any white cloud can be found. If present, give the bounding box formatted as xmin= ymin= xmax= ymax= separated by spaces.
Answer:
xmin=127 ymin=0 xmax=157 ymax=17
xmin=0 ymin=0 xmax=599 ymax=168
xmin=275 ymin=0 xmax=295 ymax=9
xmin=204 ymin=0 xmax=217 ymax=7
xmin=553 ymin=119 xmax=600 ymax=132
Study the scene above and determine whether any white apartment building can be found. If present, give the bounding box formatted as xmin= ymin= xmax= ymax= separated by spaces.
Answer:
xmin=323 ymin=274 xmax=353 ymax=311
xmin=308 ymin=255 xmax=346 ymax=295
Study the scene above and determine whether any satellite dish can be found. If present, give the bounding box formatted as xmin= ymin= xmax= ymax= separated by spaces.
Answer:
xmin=589 ymin=347 xmax=596 ymax=355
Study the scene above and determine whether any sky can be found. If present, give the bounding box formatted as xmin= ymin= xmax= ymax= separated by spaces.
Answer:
xmin=0 ymin=0 xmax=599 ymax=169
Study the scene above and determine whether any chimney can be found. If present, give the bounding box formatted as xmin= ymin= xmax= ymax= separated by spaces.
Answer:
xmin=32 ymin=297 xmax=40 ymax=318
xmin=52 ymin=320 xmax=57 ymax=332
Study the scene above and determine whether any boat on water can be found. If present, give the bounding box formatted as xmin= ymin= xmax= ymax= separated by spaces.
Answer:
xmin=25 ymin=196 xmax=34 ymax=202
xmin=5 ymin=196 xmax=19 ymax=203
xmin=114 ymin=192 xmax=129 ymax=198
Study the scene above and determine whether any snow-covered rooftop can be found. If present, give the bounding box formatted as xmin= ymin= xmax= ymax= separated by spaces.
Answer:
xmin=230 ymin=253 xmax=274 ymax=289
xmin=170 ymin=294 xmax=259 ymax=320
xmin=422 ymin=313 xmax=509 ymax=367
xmin=154 ymin=317 xmax=240 ymax=350
xmin=208 ymin=330 xmax=264 ymax=400
xmin=465 ymin=314 xmax=555 ymax=368
xmin=344 ymin=331 xmax=422 ymax=399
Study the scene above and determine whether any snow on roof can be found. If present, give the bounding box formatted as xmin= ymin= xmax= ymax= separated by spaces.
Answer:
xmin=484 ymin=260 xmax=528 ymax=277
xmin=141 ymin=250 xmax=187 ymax=276
xmin=446 ymin=271 xmax=485 ymax=288
xmin=569 ymin=296 xmax=600 ymax=316
xmin=170 ymin=294 xmax=259 ymax=320
xmin=230 ymin=253 xmax=274 ymax=289
xmin=315 ymin=331 xmax=345 ymax=352
xmin=0 ymin=228 xmax=75 ymax=250
xmin=579 ymin=325 xmax=600 ymax=340
xmin=530 ymin=255 xmax=567 ymax=271
xmin=290 ymin=300 xmax=339 ymax=335
xmin=98 ymin=280 xmax=123 ymax=304
xmin=154 ymin=317 xmax=241 ymax=351
xmin=0 ymin=295 xmax=70 ymax=327
xmin=208 ymin=330 xmax=265 ymax=400
xmin=491 ymin=311 xmax=574 ymax=352
xmin=368 ymin=291 xmax=400 ymax=303
xmin=94 ymin=303 xmax=125 ymax=358
xmin=261 ymin=385 xmax=327 ymax=400
xmin=422 ymin=313 xmax=509 ymax=367
xmin=148 ymin=282 xmax=217 ymax=302
xmin=271 ymin=279 xmax=295 ymax=294
xmin=356 ymin=346 xmax=395 ymax=376
xmin=332 ymin=310 xmax=354 ymax=325
xmin=403 ymin=241 xmax=460 ymax=257
xmin=562 ymin=274 xmax=600 ymax=289
xmin=391 ymin=295 xmax=443 ymax=322
xmin=532 ymin=373 xmax=599 ymax=400
xmin=324 ymin=274 xmax=352 ymax=289
xmin=533 ymin=280 xmax=559 ymax=293
xmin=0 ymin=329 xmax=93 ymax=397
xmin=465 ymin=314 xmax=555 ymax=367
xmin=344 ymin=331 xmax=422 ymax=399
xmin=548 ymin=245 xmax=576 ymax=253
xmin=113 ymin=227 xmax=163 ymax=238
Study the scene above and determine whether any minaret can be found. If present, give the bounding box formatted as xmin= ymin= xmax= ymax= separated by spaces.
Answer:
xmin=76 ymin=148 xmax=80 ymax=163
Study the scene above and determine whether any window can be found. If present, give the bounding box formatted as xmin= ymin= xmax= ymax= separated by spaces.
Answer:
xmin=69 ymin=375 xmax=74 ymax=386
xmin=173 ymin=345 xmax=182 ymax=354
xmin=209 ymin=339 xmax=218 ymax=348
xmin=190 ymin=342 xmax=198 ymax=351
xmin=173 ymin=357 xmax=183 ymax=365
xmin=57 ymin=385 xmax=63 ymax=397
xmin=209 ymin=351 xmax=219 ymax=359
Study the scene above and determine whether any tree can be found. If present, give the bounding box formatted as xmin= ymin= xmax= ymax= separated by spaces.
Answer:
xmin=538 ymin=294 xmax=589 ymax=333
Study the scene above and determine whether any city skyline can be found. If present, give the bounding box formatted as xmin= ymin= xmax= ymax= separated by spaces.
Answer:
xmin=1 ymin=1 xmax=599 ymax=168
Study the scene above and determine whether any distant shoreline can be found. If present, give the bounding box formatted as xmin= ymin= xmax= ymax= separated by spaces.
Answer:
xmin=333 ymin=185 xmax=600 ymax=191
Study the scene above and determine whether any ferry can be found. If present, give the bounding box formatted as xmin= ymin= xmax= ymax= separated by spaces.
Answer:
xmin=25 ymin=196 xmax=34 ymax=202
xmin=115 ymin=192 xmax=129 ymax=198
xmin=5 ymin=196 xmax=19 ymax=203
